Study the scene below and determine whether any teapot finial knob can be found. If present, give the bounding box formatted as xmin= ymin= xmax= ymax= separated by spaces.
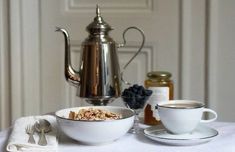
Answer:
xmin=96 ymin=4 xmax=101 ymax=17
xmin=86 ymin=5 xmax=112 ymax=33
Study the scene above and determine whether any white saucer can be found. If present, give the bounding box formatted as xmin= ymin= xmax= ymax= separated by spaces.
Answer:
xmin=144 ymin=124 xmax=218 ymax=146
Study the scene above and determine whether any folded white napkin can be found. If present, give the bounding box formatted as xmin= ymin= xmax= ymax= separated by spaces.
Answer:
xmin=6 ymin=115 xmax=58 ymax=152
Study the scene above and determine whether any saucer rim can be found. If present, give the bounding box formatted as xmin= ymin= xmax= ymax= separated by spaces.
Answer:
xmin=144 ymin=125 xmax=219 ymax=141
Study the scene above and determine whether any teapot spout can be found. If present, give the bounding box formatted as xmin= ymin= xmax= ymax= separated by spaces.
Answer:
xmin=55 ymin=27 xmax=80 ymax=86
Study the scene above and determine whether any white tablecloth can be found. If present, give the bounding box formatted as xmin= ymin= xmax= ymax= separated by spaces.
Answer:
xmin=1 ymin=122 xmax=235 ymax=152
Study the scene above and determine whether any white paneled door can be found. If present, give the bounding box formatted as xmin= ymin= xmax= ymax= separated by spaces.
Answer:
xmin=10 ymin=0 xmax=180 ymax=121
xmin=1 ymin=0 xmax=234 ymax=129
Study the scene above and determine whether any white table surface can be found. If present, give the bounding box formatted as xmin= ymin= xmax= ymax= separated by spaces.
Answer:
xmin=1 ymin=122 xmax=235 ymax=152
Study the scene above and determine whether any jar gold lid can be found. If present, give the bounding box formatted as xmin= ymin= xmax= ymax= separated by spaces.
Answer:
xmin=147 ymin=71 xmax=172 ymax=78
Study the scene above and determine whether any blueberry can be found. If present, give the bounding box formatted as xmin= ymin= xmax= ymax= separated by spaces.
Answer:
xmin=138 ymin=86 xmax=145 ymax=91
xmin=132 ymin=88 xmax=138 ymax=94
xmin=137 ymin=89 xmax=143 ymax=96
xmin=145 ymin=90 xmax=153 ymax=96
xmin=122 ymin=89 xmax=129 ymax=95
xmin=127 ymin=99 xmax=136 ymax=109
xmin=130 ymin=92 xmax=135 ymax=98
xmin=139 ymin=99 xmax=146 ymax=107
xmin=122 ymin=91 xmax=127 ymax=96
xmin=133 ymin=101 xmax=140 ymax=109
xmin=135 ymin=94 xmax=141 ymax=102
xmin=133 ymin=84 xmax=139 ymax=89
xmin=127 ymin=97 xmax=131 ymax=101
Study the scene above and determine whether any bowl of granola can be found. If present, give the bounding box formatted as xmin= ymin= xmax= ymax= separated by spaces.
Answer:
xmin=55 ymin=106 xmax=135 ymax=145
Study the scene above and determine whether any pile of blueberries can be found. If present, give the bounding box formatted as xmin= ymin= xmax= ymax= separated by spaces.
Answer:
xmin=121 ymin=84 xmax=152 ymax=109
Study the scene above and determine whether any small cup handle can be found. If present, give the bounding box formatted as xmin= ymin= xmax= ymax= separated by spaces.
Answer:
xmin=200 ymin=108 xmax=217 ymax=123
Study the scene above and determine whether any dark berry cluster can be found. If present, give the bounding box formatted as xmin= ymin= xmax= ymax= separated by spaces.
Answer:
xmin=122 ymin=84 xmax=152 ymax=109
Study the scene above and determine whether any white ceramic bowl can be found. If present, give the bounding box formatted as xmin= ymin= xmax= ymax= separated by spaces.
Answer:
xmin=55 ymin=106 xmax=135 ymax=145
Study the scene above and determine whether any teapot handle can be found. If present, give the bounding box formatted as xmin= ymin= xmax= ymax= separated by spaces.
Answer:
xmin=119 ymin=26 xmax=145 ymax=85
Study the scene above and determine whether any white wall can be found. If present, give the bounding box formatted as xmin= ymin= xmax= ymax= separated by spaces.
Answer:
xmin=0 ymin=0 xmax=10 ymax=129
xmin=1 ymin=0 xmax=235 ymax=129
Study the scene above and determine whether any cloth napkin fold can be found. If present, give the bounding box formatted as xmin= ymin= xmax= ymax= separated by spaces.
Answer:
xmin=6 ymin=115 xmax=58 ymax=152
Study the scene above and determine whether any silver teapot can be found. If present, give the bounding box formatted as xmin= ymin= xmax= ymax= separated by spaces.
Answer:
xmin=56 ymin=5 xmax=145 ymax=105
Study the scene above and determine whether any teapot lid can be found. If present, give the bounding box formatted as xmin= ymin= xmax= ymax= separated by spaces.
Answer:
xmin=86 ymin=5 xmax=112 ymax=34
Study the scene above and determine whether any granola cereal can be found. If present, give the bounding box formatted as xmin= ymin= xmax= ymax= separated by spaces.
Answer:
xmin=68 ymin=108 xmax=122 ymax=121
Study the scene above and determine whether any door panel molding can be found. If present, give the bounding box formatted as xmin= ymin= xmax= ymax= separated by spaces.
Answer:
xmin=180 ymin=0 xmax=207 ymax=102
xmin=206 ymin=0 xmax=218 ymax=111
xmin=10 ymin=0 xmax=41 ymax=121
xmin=64 ymin=0 xmax=154 ymax=14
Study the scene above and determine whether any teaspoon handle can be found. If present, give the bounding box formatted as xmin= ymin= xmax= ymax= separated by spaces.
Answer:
xmin=38 ymin=129 xmax=47 ymax=146
xmin=28 ymin=134 xmax=36 ymax=144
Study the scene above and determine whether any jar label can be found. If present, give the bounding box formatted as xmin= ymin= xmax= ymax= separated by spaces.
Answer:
xmin=148 ymin=87 xmax=169 ymax=120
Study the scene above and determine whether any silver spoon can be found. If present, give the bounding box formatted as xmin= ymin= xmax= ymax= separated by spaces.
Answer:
xmin=35 ymin=119 xmax=51 ymax=146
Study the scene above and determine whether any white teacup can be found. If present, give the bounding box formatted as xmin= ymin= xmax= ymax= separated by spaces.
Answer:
xmin=156 ymin=100 xmax=217 ymax=134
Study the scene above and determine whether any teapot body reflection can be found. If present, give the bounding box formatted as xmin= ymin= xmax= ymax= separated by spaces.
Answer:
xmin=56 ymin=5 xmax=145 ymax=105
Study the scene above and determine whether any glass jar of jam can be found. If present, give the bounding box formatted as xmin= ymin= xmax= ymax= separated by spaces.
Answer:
xmin=144 ymin=71 xmax=174 ymax=125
